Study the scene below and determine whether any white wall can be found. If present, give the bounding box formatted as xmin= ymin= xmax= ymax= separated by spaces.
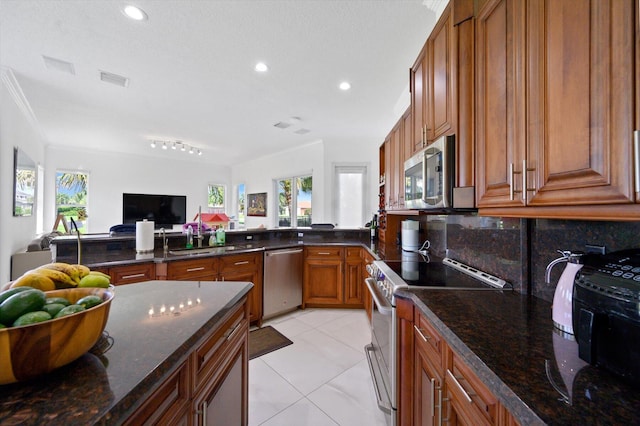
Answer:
xmin=44 ymin=147 xmax=232 ymax=233
xmin=231 ymin=141 xmax=325 ymax=229
xmin=1 ymin=69 xmax=47 ymax=283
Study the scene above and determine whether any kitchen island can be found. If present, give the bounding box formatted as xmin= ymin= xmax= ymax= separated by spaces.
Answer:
xmin=0 ymin=280 xmax=253 ymax=425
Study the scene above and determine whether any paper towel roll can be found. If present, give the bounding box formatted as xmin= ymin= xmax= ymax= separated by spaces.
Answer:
xmin=136 ymin=220 xmax=155 ymax=253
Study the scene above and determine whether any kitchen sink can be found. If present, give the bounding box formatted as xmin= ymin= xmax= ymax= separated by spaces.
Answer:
xmin=169 ymin=246 xmax=236 ymax=256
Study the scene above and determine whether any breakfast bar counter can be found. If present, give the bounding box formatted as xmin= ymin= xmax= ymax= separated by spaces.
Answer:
xmin=0 ymin=280 xmax=253 ymax=425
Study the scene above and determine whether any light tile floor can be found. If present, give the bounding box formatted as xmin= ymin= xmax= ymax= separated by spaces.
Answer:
xmin=249 ymin=308 xmax=388 ymax=426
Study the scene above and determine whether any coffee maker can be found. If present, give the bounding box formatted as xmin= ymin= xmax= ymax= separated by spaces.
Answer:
xmin=572 ymin=249 xmax=640 ymax=388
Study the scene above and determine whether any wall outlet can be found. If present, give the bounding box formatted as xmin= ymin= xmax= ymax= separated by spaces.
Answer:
xmin=246 ymin=235 xmax=253 ymax=240
xmin=298 ymin=232 xmax=304 ymax=238
xmin=585 ymin=244 xmax=606 ymax=255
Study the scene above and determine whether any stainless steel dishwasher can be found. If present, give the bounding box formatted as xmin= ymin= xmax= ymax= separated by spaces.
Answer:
xmin=263 ymin=248 xmax=303 ymax=319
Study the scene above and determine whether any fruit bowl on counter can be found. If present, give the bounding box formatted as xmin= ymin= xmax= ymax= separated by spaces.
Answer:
xmin=0 ymin=286 xmax=114 ymax=384
xmin=0 ymin=263 xmax=114 ymax=385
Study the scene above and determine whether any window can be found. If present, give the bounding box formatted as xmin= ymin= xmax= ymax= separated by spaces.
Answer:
xmin=55 ymin=171 xmax=89 ymax=233
xmin=333 ymin=164 xmax=368 ymax=228
xmin=276 ymin=175 xmax=312 ymax=227
xmin=207 ymin=184 xmax=225 ymax=211
xmin=237 ymin=183 xmax=245 ymax=225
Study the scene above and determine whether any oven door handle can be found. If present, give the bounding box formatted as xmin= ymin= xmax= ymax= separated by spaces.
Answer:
xmin=365 ymin=278 xmax=393 ymax=316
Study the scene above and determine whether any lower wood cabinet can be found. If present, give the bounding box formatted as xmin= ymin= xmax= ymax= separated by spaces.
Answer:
xmin=124 ymin=298 xmax=248 ymax=426
xmin=166 ymin=257 xmax=219 ymax=281
xmin=303 ymin=246 xmax=365 ymax=308
xmin=396 ymin=297 xmax=517 ymax=426
xmin=93 ymin=262 xmax=156 ymax=286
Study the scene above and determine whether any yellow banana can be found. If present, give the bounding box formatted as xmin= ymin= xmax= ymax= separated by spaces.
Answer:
xmin=72 ymin=264 xmax=91 ymax=280
xmin=36 ymin=268 xmax=77 ymax=289
xmin=10 ymin=271 xmax=56 ymax=291
xmin=37 ymin=262 xmax=80 ymax=283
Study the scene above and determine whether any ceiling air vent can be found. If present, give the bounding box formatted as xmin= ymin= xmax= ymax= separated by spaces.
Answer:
xmin=100 ymin=70 xmax=129 ymax=87
xmin=273 ymin=122 xmax=291 ymax=129
xmin=42 ymin=55 xmax=75 ymax=75
xmin=294 ymin=128 xmax=310 ymax=135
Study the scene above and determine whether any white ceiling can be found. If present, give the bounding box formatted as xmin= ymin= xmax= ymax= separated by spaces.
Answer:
xmin=0 ymin=0 xmax=441 ymax=166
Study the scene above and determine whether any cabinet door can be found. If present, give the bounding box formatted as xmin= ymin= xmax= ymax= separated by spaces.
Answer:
xmin=427 ymin=3 xmax=454 ymax=141
xmin=411 ymin=47 xmax=428 ymax=153
xmin=110 ymin=262 xmax=155 ymax=285
xmin=475 ymin=0 xmax=527 ymax=208
xmin=221 ymin=269 xmax=262 ymax=324
xmin=391 ymin=123 xmax=402 ymax=209
xmin=384 ymin=136 xmax=393 ymax=209
xmin=344 ymin=258 xmax=363 ymax=306
xmin=193 ymin=330 xmax=248 ymax=426
xmin=414 ymin=332 xmax=443 ymax=426
xmin=303 ymin=259 xmax=343 ymax=306
xmin=525 ymin=0 xmax=635 ymax=206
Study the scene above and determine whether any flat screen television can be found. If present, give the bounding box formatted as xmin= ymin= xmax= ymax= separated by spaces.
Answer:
xmin=123 ymin=193 xmax=187 ymax=228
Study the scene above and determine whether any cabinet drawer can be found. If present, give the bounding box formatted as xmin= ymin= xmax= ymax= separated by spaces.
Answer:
xmin=219 ymin=253 xmax=260 ymax=272
xmin=446 ymin=351 xmax=498 ymax=425
xmin=346 ymin=246 xmax=362 ymax=259
xmin=192 ymin=301 xmax=247 ymax=393
xmin=167 ymin=258 xmax=219 ymax=280
xmin=124 ymin=360 xmax=190 ymax=426
xmin=110 ymin=263 xmax=155 ymax=285
xmin=414 ymin=311 xmax=444 ymax=370
xmin=305 ymin=246 xmax=344 ymax=259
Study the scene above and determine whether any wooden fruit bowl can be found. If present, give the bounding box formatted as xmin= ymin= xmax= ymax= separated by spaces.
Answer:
xmin=0 ymin=286 xmax=114 ymax=385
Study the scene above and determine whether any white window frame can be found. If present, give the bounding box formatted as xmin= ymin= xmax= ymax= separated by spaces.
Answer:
xmin=207 ymin=183 xmax=226 ymax=212
xmin=273 ymin=173 xmax=313 ymax=228
xmin=332 ymin=163 xmax=369 ymax=228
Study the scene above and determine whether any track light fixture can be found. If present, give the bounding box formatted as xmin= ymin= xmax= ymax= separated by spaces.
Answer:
xmin=148 ymin=139 xmax=203 ymax=157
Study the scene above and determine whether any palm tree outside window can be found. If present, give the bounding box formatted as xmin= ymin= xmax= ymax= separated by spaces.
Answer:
xmin=276 ymin=175 xmax=312 ymax=227
xmin=55 ymin=171 xmax=89 ymax=233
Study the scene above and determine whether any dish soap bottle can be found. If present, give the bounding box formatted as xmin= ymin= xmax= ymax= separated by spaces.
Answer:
xmin=216 ymin=225 xmax=226 ymax=245
xmin=186 ymin=225 xmax=193 ymax=249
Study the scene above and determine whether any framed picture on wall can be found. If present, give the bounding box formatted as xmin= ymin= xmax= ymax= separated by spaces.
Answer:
xmin=247 ymin=192 xmax=267 ymax=217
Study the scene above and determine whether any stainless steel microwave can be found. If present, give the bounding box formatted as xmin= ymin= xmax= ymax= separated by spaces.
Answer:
xmin=404 ymin=135 xmax=455 ymax=209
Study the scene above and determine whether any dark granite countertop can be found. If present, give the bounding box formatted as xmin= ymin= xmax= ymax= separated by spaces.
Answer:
xmin=396 ymin=289 xmax=640 ymax=425
xmin=54 ymin=238 xmax=379 ymax=268
xmin=0 ymin=280 xmax=253 ymax=425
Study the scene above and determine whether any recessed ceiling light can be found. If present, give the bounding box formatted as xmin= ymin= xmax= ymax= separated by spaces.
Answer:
xmin=339 ymin=81 xmax=351 ymax=91
xmin=255 ymin=62 xmax=269 ymax=72
xmin=123 ymin=5 xmax=148 ymax=21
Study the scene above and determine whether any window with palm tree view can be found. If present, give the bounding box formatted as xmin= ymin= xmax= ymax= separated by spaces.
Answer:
xmin=277 ymin=175 xmax=312 ymax=227
xmin=55 ymin=171 xmax=89 ymax=233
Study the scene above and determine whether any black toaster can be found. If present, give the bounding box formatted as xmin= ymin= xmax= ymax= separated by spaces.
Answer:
xmin=572 ymin=249 xmax=640 ymax=388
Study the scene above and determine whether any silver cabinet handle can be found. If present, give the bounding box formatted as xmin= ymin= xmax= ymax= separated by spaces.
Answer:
xmin=509 ymin=163 xmax=522 ymax=200
xmin=634 ymin=130 xmax=640 ymax=193
xmin=430 ymin=377 xmax=436 ymax=420
xmin=447 ymin=369 xmax=473 ymax=404
xmin=121 ymin=273 xmax=146 ymax=279
xmin=317 ymin=252 xmax=331 ymax=255
xmin=187 ymin=266 xmax=206 ymax=272
xmin=225 ymin=321 xmax=242 ymax=341
xmin=234 ymin=261 xmax=250 ymax=266
xmin=414 ymin=325 xmax=431 ymax=342
xmin=523 ymin=159 xmax=536 ymax=200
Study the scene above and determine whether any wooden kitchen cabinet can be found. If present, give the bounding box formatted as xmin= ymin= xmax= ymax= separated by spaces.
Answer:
xmin=125 ymin=298 xmax=249 ymax=426
xmin=397 ymin=297 xmax=517 ymax=426
xmin=303 ymin=246 xmax=344 ymax=306
xmin=167 ymin=257 xmax=219 ymax=281
xmin=476 ymin=0 xmax=639 ymax=219
xmin=303 ymin=246 xmax=365 ymax=308
xmin=411 ymin=45 xmax=428 ymax=153
xmin=427 ymin=2 xmax=455 ymax=142
xmin=108 ymin=262 xmax=156 ymax=285
xmin=219 ymin=252 xmax=263 ymax=325
xmin=362 ymin=249 xmax=375 ymax=322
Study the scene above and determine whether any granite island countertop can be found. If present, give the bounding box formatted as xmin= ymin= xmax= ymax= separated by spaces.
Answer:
xmin=0 ymin=280 xmax=253 ymax=425
xmin=396 ymin=289 xmax=640 ymax=425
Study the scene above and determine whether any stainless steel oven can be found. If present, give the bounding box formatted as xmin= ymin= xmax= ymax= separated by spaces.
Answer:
xmin=364 ymin=256 xmax=510 ymax=425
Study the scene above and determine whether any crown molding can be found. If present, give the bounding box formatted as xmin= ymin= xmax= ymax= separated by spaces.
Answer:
xmin=1 ymin=66 xmax=45 ymax=139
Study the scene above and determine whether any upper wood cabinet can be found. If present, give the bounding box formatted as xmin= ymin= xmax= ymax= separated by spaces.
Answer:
xmin=427 ymin=3 xmax=455 ymax=141
xmin=476 ymin=0 xmax=639 ymax=219
xmin=411 ymin=47 xmax=428 ymax=153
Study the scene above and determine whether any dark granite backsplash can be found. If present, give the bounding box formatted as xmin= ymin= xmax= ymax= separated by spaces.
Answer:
xmin=405 ymin=213 xmax=640 ymax=301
